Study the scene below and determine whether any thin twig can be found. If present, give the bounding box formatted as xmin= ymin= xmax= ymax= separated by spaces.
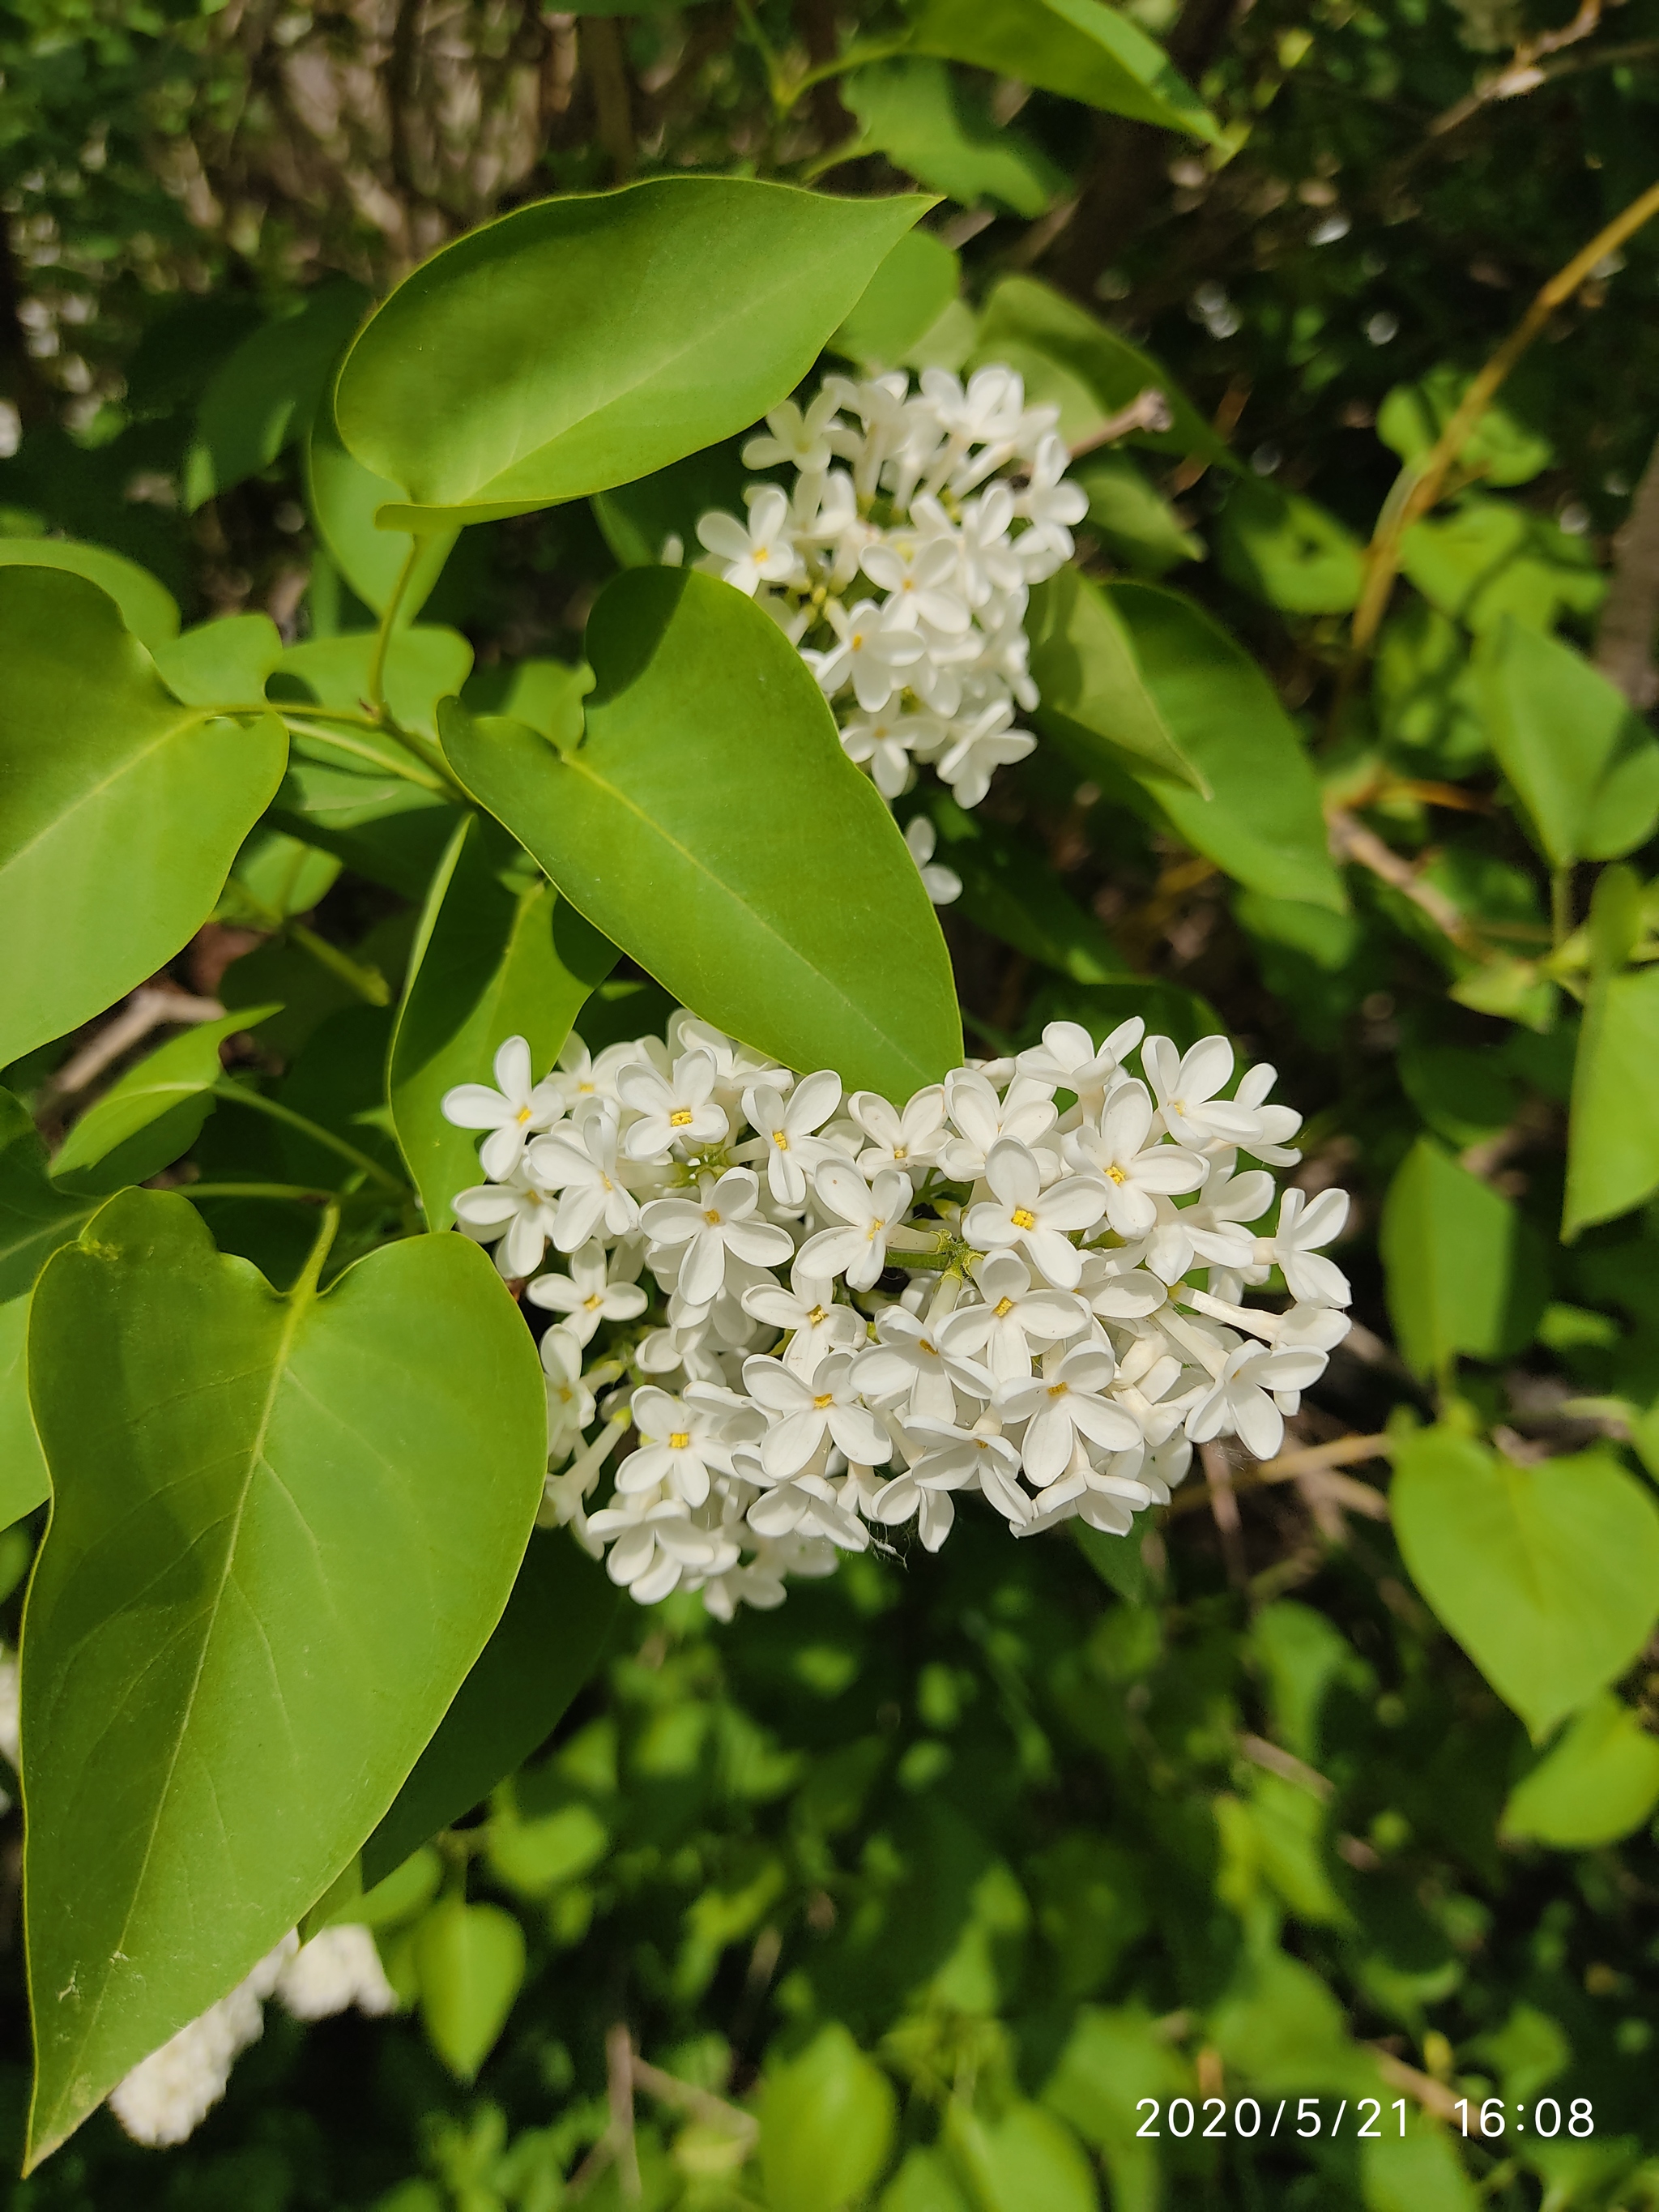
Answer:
xmin=1201 ymin=1439 xmax=1247 ymax=1585
xmin=1593 ymin=428 xmax=1659 ymax=708
xmin=1171 ymin=1433 xmax=1392 ymax=1517
xmin=1326 ymin=806 xmax=1486 ymax=955
xmin=45 ymin=988 xmax=226 ymax=1100
xmin=1347 ymin=173 xmax=1659 ymax=661
xmin=607 ymin=2024 xmax=642 ymax=2203
xmin=1427 ymin=0 xmax=1602 ymax=137
xmin=1239 ymin=1733 xmax=1333 ymax=1800
xmin=629 ymin=2052 xmax=759 ymax=2144
xmin=1067 ymin=387 xmax=1175 ymax=461
xmin=1371 ymin=2048 xmax=1461 ymax=2123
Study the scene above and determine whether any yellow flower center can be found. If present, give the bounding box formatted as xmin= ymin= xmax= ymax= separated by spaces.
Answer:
xmin=669 ymin=1431 xmax=691 ymax=1450
xmin=583 ymin=1292 xmax=603 ymax=1312
xmin=1047 ymin=1381 xmax=1069 ymax=1398
xmin=851 ymin=630 xmax=865 ymax=650
xmin=893 ymin=1143 xmax=908 ymax=1159
xmin=773 ymin=1129 xmax=790 ymax=1150
xmin=1107 ymin=1165 xmax=1127 ymax=1184
xmin=812 ymin=1391 xmax=834 ymax=1409
xmin=1010 ymin=1206 xmax=1036 ymax=1230
xmin=808 ymin=1305 xmax=827 ymax=1326
xmin=866 ymin=1217 xmax=885 ymax=1239
xmin=516 ymin=1104 xmax=534 ymax=1124
xmin=703 ymin=1207 xmax=723 ymax=1225
xmin=993 ymin=1296 xmax=1015 ymax=1317
xmin=670 ymin=1108 xmax=694 ymax=1127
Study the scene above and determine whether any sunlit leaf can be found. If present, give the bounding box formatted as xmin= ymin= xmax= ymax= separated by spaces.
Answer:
xmin=1501 ymin=1693 xmax=1659 ymax=1848
xmin=0 ymin=538 xmax=178 ymax=649
xmin=413 ymin=1899 xmax=526 ymax=2082
xmin=842 ymin=61 xmax=1065 ymax=218
xmin=1379 ymin=1136 xmax=1546 ymax=1377
xmin=183 ymin=280 xmax=370 ymax=510
xmin=0 ymin=569 xmax=287 ymax=1069
xmin=335 ymin=178 xmax=931 ymax=528
xmin=761 ymin=2022 xmax=898 ymax=2212
xmin=911 ymin=0 xmax=1218 ymax=140
xmin=22 ymin=1189 xmax=545 ymax=2164
xmin=49 ymin=1005 xmax=280 ymax=1194
xmin=440 ymin=568 xmax=962 ymax=1097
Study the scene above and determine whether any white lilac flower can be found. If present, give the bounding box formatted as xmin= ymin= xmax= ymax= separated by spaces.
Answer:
xmin=808 ymin=596 xmax=927 ymax=714
xmin=527 ymin=1240 xmax=647 ymax=1345
xmin=448 ymin=1017 xmax=1352 ymax=1619
xmin=695 ymin=484 xmax=802 ymax=596
xmin=902 ymin=814 xmax=962 ymax=907
xmin=441 ymin=1035 xmax=566 ymax=1181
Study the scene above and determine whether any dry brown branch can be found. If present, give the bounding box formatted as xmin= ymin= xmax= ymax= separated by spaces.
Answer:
xmin=45 ymin=988 xmax=226 ymax=1101
xmin=1427 ymin=0 xmax=1602 ymax=137
xmin=1171 ymin=1433 xmax=1392 ymax=1518
xmin=1239 ymin=1733 xmax=1333 ymax=1800
xmin=1371 ymin=2048 xmax=1461 ymax=2123
xmin=1067 ymin=387 xmax=1175 ymax=461
xmin=607 ymin=2022 xmax=642 ymax=2201
xmin=1594 ymin=429 xmax=1659 ymax=708
xmin=1326 ymin=807 xmax=1484 ymax=954
xmin=1201 ymin=1439 xmax=1247 ymax=1585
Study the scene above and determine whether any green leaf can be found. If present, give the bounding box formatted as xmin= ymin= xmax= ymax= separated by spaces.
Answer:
xmin=21 ymin=1189 xmax=546 ymax=2165
xmin=0 ymin=569 xmax=288 ymax=1070
xmin=974 ymin=276 xmax=1229 ymax=464
xmin=1072 ymin=451 xmax=1202 ymax=575
xmin=591 ymin=443 xmax=753 ymax=573
xmin=1564 ymin=964 xmax=1659 ymax=1239
xmin=760 ymin=2023 xmax=898 ymax=2212
xmin=364 ymin=1530 xmax=621 ymax=1885
xmin=462 ymin=658 xmax=592 ymax=749
xmin=1379 ymin=367 xmax=1552 ymax=488
xmin=1475 ymin=617 xmax=1659 ymax=867
xmin=413 ymin=1899 xmax=526 ymax=2082
xmin=1361 ymin=2124 xmax=1480 ymax=2212
xmin=921 ymin=793 xmax=1132 ymax=984
xmin=271 ymin=626 xmax=475 ymax=742
xmin=1214 ymin=480 xmax=1366 ymax=615
xmin=152 ymin=613 xmax=285 ymax=708
xmin=1399 ymin=497 xmax=1603 ymax=635
xmin=219 ymin=827 xmax=342 ymax=927
xmin=1107 ymin=583 xmax=1348 ymax=912
xmin=271 ymin=758 xmax=458 ymax=903
xmin=440 ymin=569 xmax=962 ymax=1098
xmin=1501 ymin=1692 xmax=1659 ymax=1848
xmin=335 ymin=178 xmax=932 ymax=529
xmin=1390 ymin=1428 xmax=1659 ymax=1740
xmin=1379 ymin=1136 xmax=1546 ymax=1377
xmin=0 ymin=539 xmax=179 ymax=650
xmin=831 ymin=228 xmax=964 ymax=368
xmin=943 ymin=2102 xmax=1098 ymax=2212
xmin=389 ymin=813 xmax=615 ymax=1232
xmin=911 ymin=0 xmax=1218 ymax=140
xmin=183 ymin=280 xmax=371 ymax=511
xmin=842 ymin=61 xmax=1065 ymax=218
xmin=305 ymin=405 xmax=458 ymax=620
xmin=1026 ymin=566 xmax=1207 ymax=792
xmin=49 ymin=1005 xmax=280 ymax=1194
xmin=0 ymin=1091 xmax=91 ymax=1531
xmin=1072 ymin=1522 xmax=1149 ymax=1603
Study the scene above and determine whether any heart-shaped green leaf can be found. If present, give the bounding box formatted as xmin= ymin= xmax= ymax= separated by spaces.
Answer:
xmin=0 ymin=569 xmax=288 ymax=1068
xmin=21 ymin=1189 xmax=545 ymax=2166
xmin=183 ymin=279 xmax=370 ymax=511
xmin=1391 ymin=1428 xmax=1659 ymax=1741
xmin=413 ymin=1898 xmax=526 ymax=2082
xmin=390 ymin=814 xmax=614 ymax=1231
xmin=333 ymin=177 xmax=931 ymax=529
xmin=1380 ymin=1136 xmax=1546 ymax=1378
xmin=1501 ymin=1692 xmax=1659 ymax=1849
xmin=0 ymin=539 xmax=179 ymax=650
xmin=911 ymin=0 xmax=1218 ymax=139
xmin=439 ymin=569 xmax=962 ymax=1099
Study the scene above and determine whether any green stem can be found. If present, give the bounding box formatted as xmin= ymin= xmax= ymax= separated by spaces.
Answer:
xmin=1550 ymin=865 xmax=1573 ymax=951
xmin=212 ymin=1082 xmax=407 ymax=1194
xmin=731 ymin=0 xmax=787 ymax=107
xmin=294 ymin=1197 xmax=343 ymax=1298
xmin=283 ymin=720 xmax=450 ymax=795
xmin=182 ymin=1182 xmax=342 ymax=1203
xmin=366 ymin=540 xmax=422 ymax=716
xmin=287 ymin=920 xmax=391 ymax=1007
xmin=776 ymin=36 xmax=914 ymax=109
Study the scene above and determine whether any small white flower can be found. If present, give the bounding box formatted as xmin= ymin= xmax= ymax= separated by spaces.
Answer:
xmin=840 ymin=707 xmax=936 ymax=799
xmin=526 ymin=1239 xmax=647 ymax=1344
xmin=742 ymin=1350 xmax=892 ymax=1478
xmin=1016 ymin=1017 xmax=1143 ymax=1122
xmin=451 ymin=1172 xmax=560 ymax=1279
xmin=854 ymin=1306 xmax=994 ymax=1423
xmin=618 ymin=1387 xmax=723 ymax=1507
xmin=741 ymin=1260 xmax=864 ymax=1377
xmin=1064 ymin=1081 xmax=1206 ymax=1238
xmin=996 ymin=1341 xmax=1143 ymax=1485
xmin=695 ymin=484 xmax=801 ymax=596
xmin=441 ymin=1035 xmax=565 ymax=1181
xmin=1233 ymin=1061 xmax=1304 ymax=1166
xmin=528 ymin=1104 xmax=642 ymax=1250
xmin=937 ymin=1068 xmax=1056 ymax=1181
xmin=936 ymin=1252 xmax=1085 ymax=1382
xmin=1143 ymin=1035 xmax=1263 ymax=1150
xmin=743 ymin=1067 xmax=842 ymax=1206
xmin=1013 ymin=432 xmax=1088 ymax=575
xmin=540 ymin=1324 xmax=596 ymax=1457
xmin=806 ymin=596 xmax=926 ymax=714
xmin=849 ymin=1081 xmax=948 ymax=1174
xmin=902 ymin=814 xmax=962 ymax=905
xmin=1186 ymin=1341 xmax=1330 ymax=1459
xmin=935 ymin=695 xmax=1036 ymax=810
xmin=861 ymin=533 xmax=972 ymax=634
xmin=797 ymin=1159 xmax=913 ymax=1292
xmin=1257 ymin=1187 xmax=1352 ymax=1307
xmin=742 ymin=389 xmax=843 ymax=476
xmin=964 ymin=1138 xmax=1107 ymax=1291
xmin=620 ymin=1051 xmax=728 ymax=1160
xmin=640 ymin=1168 xmax=793 ymax=1306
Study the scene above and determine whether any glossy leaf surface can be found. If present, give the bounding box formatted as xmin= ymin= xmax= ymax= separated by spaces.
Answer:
xmin=0 ymin=538 xmax=179 ymax=650
xmin=305 ymin=406 xmax=458 ymax=619
xmin=49 ymin=1006 xmax=279 ymax=1192
xmin=1108 ymin=583 xmax=1347 ymax=913
xmin=23 ymin=1191 xmax=545 ymax=2163
xmin=152 ymin=613 xmax=285 ymax=707
xmin=842 ymin=61 xmax=1064 ymax=218
xmin=335 ymin=178 xmax=931 ymax=527
xmin=1392 ymin=1428 xmax=1659 ymax=1740
xmin=910 ymin=0 xmax=1218 ymax=139
xmin=389 ymin=814 xmax=614 ymax=1231
xmin=441 ymin=568 xmax=962 ymax=1097
xmin=0 ymin=570 xmax=288 ymax=1068
xmin=1563 ymin=963 xmax=1659 ymax=1239
xmin=183 ymin=280 xmax=369 ymax=510
xmin=0 ymin=1092 xmax=96 ymax=1531
xmin=414 ymin=1900 xmax=526 ymax=2082
xmin=1027 ymin=565 xmax=1206 ymax=792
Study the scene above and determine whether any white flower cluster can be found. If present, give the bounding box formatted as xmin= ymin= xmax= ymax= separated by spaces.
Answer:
xmin=686 ymin=366 xmax=1087 ymax=902
xmin=447 ymin=1016 xmax=1352 ymax=1620
xmin=107 ymin=1924 xmax=396 ymax=2148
